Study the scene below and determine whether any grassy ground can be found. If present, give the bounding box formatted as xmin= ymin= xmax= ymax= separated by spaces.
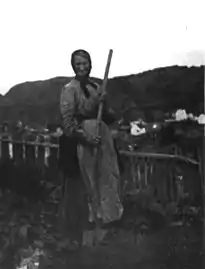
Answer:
xmin=0 ymin=192 xmax=202 ymax=269
xmin=49 ymin=225 xmax=202 ymax=269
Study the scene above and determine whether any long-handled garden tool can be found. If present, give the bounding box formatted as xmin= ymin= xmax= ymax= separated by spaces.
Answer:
xmin=91 ymin=49 xmax=113 ymax=245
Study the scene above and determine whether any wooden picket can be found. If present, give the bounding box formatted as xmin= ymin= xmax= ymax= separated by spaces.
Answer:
xmin=0 ymin=134 xmax=201 ymax=206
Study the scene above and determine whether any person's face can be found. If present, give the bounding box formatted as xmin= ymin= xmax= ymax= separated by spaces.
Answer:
xmin=73 ymin=55 xmax=90 ymax=77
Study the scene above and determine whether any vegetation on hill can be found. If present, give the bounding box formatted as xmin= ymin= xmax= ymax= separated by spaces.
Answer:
xmin=0 ymin=66 xmax=203 ymax=126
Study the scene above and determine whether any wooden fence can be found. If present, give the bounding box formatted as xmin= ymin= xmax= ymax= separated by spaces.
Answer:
xmin=0 ymin=135 xmax=202 ymax=206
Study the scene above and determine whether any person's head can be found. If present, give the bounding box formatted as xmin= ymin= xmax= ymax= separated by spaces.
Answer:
xmin=71 ymin=49 xmax=92 ymax=79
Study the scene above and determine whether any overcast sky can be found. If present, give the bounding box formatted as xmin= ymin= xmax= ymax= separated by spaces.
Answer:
xmin=0 ymin=0 xmax=204 ymax=95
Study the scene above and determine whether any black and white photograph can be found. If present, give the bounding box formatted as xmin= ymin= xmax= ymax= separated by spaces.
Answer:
xmin=0 ymin=0 xmax=204 ymax=268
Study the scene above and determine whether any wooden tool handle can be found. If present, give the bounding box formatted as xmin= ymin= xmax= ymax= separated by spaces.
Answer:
xmin=96 ymin=49 xmax=113 ymax=135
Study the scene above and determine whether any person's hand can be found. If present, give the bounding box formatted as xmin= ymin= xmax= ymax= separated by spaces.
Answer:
xmin=74 ymin=129 xmax=101 ymax=147
xmin=87 ymin=135 xmax=101 ymax=147
xmin=99 ymin=91 xmax=107 ymax=102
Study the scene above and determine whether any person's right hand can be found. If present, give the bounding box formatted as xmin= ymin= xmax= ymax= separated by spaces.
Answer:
xmin=73 ymin=128 xmax=101 ymax=147
xmin=86 ymin=135 xmax=101 ymax=147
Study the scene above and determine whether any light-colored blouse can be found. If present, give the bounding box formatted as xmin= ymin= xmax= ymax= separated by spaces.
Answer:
xmin=60 ymin=78 xmax=101 ymax=136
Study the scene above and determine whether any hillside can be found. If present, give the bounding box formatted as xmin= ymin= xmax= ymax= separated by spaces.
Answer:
xmin=0 ymin=65 xmax=203 ymax=126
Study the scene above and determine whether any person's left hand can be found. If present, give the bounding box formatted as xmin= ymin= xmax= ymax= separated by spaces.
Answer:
xmin=99 ymin=91 xmax=107 ymax=102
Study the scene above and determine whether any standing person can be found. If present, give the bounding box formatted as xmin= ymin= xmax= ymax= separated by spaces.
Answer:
xmin=58 ymin=49 xmax=123 ymax=250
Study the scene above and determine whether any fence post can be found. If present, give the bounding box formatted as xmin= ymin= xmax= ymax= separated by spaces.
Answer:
xmin=144 ymin=157 xmax=148 ymax=187
xmin=0 ymin=138 xmax=2 ymax=159
xmin=13 ymin=141 xmax=24 ymax=165
xmin=130 ymin=155 xmax=137 ymax=189
xmin=1 ymin=135 xmax=10 ymax=160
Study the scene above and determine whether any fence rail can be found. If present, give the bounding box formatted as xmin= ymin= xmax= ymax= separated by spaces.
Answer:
xmin=0 ymin=137 xmax=200 ymax=163
xmin=0 ymin=135 xmax=202 ymax=207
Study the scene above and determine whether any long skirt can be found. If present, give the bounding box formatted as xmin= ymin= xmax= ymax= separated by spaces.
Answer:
xmin=59 ymin=119 xmax=123 ymax=245
xmin=78 ymin=119 xmax=123 ymax=224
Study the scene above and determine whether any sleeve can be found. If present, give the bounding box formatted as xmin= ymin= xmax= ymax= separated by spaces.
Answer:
xmin=60 ymin=85 xmax=80 ymax=136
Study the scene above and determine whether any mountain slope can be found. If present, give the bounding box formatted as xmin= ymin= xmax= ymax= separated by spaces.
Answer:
xmin=0 ymin=65 xmax=203 ymax=126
